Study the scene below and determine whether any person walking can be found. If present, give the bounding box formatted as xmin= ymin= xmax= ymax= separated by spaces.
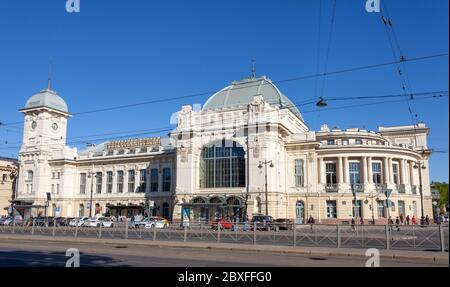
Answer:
xmin=395 ymin=216 xmax=401 ymax=231
xmin=307 ymin=216 xmax=315 ymax=230
xmin=411 ymin=215 xmax=417 ymax=225
xmin=399 ymin=214 xmax=404 ymax=224
xmin=425 ymin=215 xmax=430 ymax=225
xmin=351 ymin=218 xmax=356 ymax=231
xmin=405 ymin=215 xmax=410 ymax=225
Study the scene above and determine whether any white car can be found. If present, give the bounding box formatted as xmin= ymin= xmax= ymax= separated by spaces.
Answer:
xmin=84 ymin=217 xmax=115 ymax=228
xmin=143 ymin=217 xmax=169 ymax=229
xmin=69 ymin=217 xmax=89 ymax=227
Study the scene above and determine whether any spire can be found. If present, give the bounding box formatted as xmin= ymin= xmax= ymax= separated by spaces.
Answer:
xmin=47 ymin=60 xmax=52 ymax=91
xmin=251 ymin=58 xmax=256 ymax=79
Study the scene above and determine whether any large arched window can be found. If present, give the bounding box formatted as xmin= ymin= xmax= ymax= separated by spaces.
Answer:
xmin=200 ymin=141 xmax=245 ymax=188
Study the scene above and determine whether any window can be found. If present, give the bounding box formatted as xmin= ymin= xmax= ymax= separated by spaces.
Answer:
xmin=162 ymin=202 xmax=170 ymax=219
xmin=398 ymin=200 xmax=406 ymax=217
xmin=51 ymin=184 xmax=55 ymax=194
xmin=117 ymin=171 xmax=124 ymax=193
xmin=355 ymin=139 xmax=363 ymax=145
xmin=372 ymin=163 xmax=382 ymax=185
xmin=96 ymin=172 xmax=102 ymax=194
xmin=26 ymin=170 xmax=33 ymax=181
xmin=325 ymin=163 xmax=337 ymax=184
xmin=128 ymin=170 xmax=135 ymax=193
xmin=139 ymin=169 xmax=147 ymax=192
xmin=57 ymin=172 xmax=60 ymax=179
xmin=327 ymin=140 xmax=335 ymax=145
xmin=52 ymin=172 xmax=55 ymax=179
xmin=200 ymin=142 xmax=245 ymax=188
xmin=392 ymin=163 xmax=399 ymax=184
xmin=162 ymin=168 xmax=171 ymax=192
xmin=326 ymin=201 xmax=337 ymax=218
xmin=106 ymin=171 xmax=113 ymax=193
xmin=150 ymin=168 xmax=158 ymax=192
xmin=377 ymin=201 xmax=386 ymax=218
xmin=2 ymin=174 xmax=7 ymax=182
xmin=294 ymin=159 xmax=304 ymax=187
xmin=80 ymin=173 xmax=86 ymax=194
xmin=56 ymin=184 xmax=60 ymax=194
xmin=342 ymin=140 xmax=349 ymax=145
xmin=352 ymin=200 xmax=362 ymax=218
xmin=349 ymin=162 xmax=361 ymax=185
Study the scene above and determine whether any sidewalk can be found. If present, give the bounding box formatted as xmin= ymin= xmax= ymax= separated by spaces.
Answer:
xmin=0 ymin=234 xmax=447 ymax=264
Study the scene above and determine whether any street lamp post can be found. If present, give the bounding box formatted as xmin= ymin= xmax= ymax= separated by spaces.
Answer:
xmin=413 ymin=161 xmax=427 ymax=225
xmin=258 ymin=160 xmax=274 ymax=216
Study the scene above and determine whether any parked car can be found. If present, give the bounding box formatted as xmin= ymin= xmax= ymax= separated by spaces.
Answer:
xmin=142 ymin=217 xmax=169 ymax=229
xmin=69 ymin=217 xmax=89 ymax=227
xmin=211 ymin=218 xmax=233 ymax=230
xmin=84 ymin=217 xmax=115 ymax=228
xmin=56 ymin=217 xmax=74 ymax=226
xmin=274 ymin=218 xmax=293 ymax=230
xmin=251 ymin=215 xmax=275 ymax=231
xmin=0 ymin=216 xmax=12 ymax=226
xmin=4 ymin=216 xmax=24 ymax=226
xmin=32 ymin=216 xmax=55 ymax=227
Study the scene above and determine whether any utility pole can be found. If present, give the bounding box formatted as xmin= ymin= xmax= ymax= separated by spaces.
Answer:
xmin=88 ymin=171 xmax=94 ymax=217
xmin=414 ymin=160 xmax=426 ymax=225
xmin=258 ymin=160 xmax=274 ymax=216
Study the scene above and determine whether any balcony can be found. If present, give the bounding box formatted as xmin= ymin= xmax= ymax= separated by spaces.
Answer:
xmin=351 ymin=183 xmax=364 ymax=193
xmin=325 ymin=183 xmax=339 ymax=193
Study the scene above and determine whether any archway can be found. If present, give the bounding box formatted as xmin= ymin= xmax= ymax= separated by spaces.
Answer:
xmin=209 ymin=196 xmax=224 ymax=220
xmin=225 ymin=196 xmax=244 ymax=221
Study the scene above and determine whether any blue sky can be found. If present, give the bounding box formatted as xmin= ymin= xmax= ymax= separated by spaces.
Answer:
xmin=0 ymin=0 xmax=448 ymax=181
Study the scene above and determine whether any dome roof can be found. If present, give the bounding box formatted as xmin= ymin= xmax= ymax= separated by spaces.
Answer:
xmin=203 ymin=76 xmax=303 ymax=121
xmin=24 ymin=88 xmax=68 ymax=113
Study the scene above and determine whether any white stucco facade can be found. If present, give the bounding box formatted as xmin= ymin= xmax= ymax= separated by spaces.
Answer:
xmin=15 ymin=76 xmax=433 ymax=224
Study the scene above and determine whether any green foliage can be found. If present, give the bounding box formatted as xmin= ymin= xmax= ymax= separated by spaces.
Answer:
xmin=432 ymin=182 xmax=449 ymax=211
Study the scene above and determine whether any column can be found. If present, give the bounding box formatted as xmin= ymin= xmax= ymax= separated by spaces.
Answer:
xmin=388 ymin=157 xmax=393 ymax=184
xmin=383 ymin=157 xmax=389 ymax=184
xmin=367 ymin=157 xmax=373 ymax=184
xmin=362 ymin=157 xmax=368 ymax=183
xmin=343 ymin=157 xmax=349 ymax=184
xmin=409 ymin=161 xmax=415 ymax=186
xmin=318 ymin=157 xmax=324 ymax=184
xmin=403 ymin=159 xmax=409 ymax=185
xmin=399 ymin=159 xmax=405 ymax=185
xmin=338 ymin=157 xmax=344 ymax=184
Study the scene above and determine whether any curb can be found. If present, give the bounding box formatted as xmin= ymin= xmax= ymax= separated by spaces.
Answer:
xmin=0 ymin=234 xmax=447 ymax=264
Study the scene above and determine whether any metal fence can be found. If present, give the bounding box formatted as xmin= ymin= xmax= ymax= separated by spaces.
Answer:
xmin=0 ymin=220 xmax=448 ymax=252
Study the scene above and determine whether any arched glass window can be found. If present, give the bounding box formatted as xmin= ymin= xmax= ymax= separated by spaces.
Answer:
xmin=200 ymin=141 xmax=245 ymax=188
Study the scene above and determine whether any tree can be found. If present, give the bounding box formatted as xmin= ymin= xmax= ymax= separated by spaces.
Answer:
xmin=431 ymin=182 xmax=449 ymax=213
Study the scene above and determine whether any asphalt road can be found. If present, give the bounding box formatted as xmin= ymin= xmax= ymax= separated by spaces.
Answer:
xmin=0 ymin=238 xmax=445 ymax=267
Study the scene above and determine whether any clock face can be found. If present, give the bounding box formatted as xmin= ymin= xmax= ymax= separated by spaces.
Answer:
xmin=52 ymin=123 xmax=58 ymax=131
xmin=31 ymin=121 xmax=37 ymax=130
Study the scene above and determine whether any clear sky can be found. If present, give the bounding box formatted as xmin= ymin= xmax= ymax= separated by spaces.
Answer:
xmin=0 ymin=0 xmax=448 ymax=181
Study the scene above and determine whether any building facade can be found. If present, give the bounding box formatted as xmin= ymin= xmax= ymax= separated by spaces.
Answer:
xmin=15 ymin=75 xmax=433 ymax=223
xmin=0 ymin=157 xmax=18 ymax=216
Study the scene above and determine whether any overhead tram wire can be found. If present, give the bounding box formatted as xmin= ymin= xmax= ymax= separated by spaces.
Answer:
xmin=0 ymin=92 xmax=447 ymax=152
xmin=0 ymin=52 xmax=447 ymax=128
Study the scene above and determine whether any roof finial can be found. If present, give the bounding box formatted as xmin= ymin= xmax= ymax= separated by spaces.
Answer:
xmin=251 ymin=58 xmax=256 ymax=79
xmin=47 ymin=59 xmax=52 ymax=90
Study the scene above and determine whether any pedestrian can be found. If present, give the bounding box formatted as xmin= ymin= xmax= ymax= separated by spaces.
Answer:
xmin=360 ymin=217 xmax=364 ymax=225
xmin=307 ymin=216 xmax=315 ymax=230
xmin=411 ymin=215 xmax=417 ymax=225
xmin=395 ymin=216 xmax=400 ymax=231
xmin=351 ymin=218 xmax=356 ymax=231
xmin=399 ymin=214 xmax=404 ymax=224
xmin=425 ymin=215 xmax=430 ymax=225
xmin=406 ymin=215 xmax=410 ymax=225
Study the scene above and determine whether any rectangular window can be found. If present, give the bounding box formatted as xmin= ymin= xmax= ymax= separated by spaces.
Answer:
xmin=349 ymin=162 xmax=361 ymax=185
xmin=80 ymin=173 xmax=86 ymax=194
xmin=372 ymin=163 xmax=382 ymax=185
xmin=96 ymin=172 xmax=102 ymax=194
xmin=56 ymin=184 xmax=60 ymax=194
xmin=150 ymin=168 xmax=159 ymax=192
xmin=106 ymin=171 xmax=113 ymax=193
xmin=128 ymin=170 xmax=135 ymax=193
xmin=326 ymin=201 xmax=337 ymax=218
xmin=57 ymin=172 xmax=60 ymax=179
xmin=398 ymin=200 xmax=406 ymax=217
xmin=327 ymin=140 xmax=335 ymax=145
xmin=377 ymin=201 xmax=386 ymax=218
xmin=392 ymin=163 xmax=399 ymax=184
xmin=117 ymin=171 xmax=124 ymax=193
xmin=51 ymin=184 xmax=55 ymax=194
xmin=294 ymin=159 xmax=304 ymax=187
xmin=139 ymin=169 xmax=146 ymax=192
xmin=325 ymin=163 xmax=337 ymax=184
xmin=162 ymin=168 xmax=171 ymax=192
xmin=352 ymin=200 xmax=363 ymax=218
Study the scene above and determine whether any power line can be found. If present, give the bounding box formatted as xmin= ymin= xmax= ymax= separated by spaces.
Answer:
xmin=1 ymin=52 xmax=447 ymax=127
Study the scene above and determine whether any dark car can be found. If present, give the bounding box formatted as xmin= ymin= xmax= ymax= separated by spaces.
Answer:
xmin=251 ymin=215 xmax=275 ymax=231
xmin=274 ymin=218 xmax=293 ymax=230
xmin=211 ymin=218 xmax=233 ymax=230
xmin=32 ymin=216 xmax=55 ymax=227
